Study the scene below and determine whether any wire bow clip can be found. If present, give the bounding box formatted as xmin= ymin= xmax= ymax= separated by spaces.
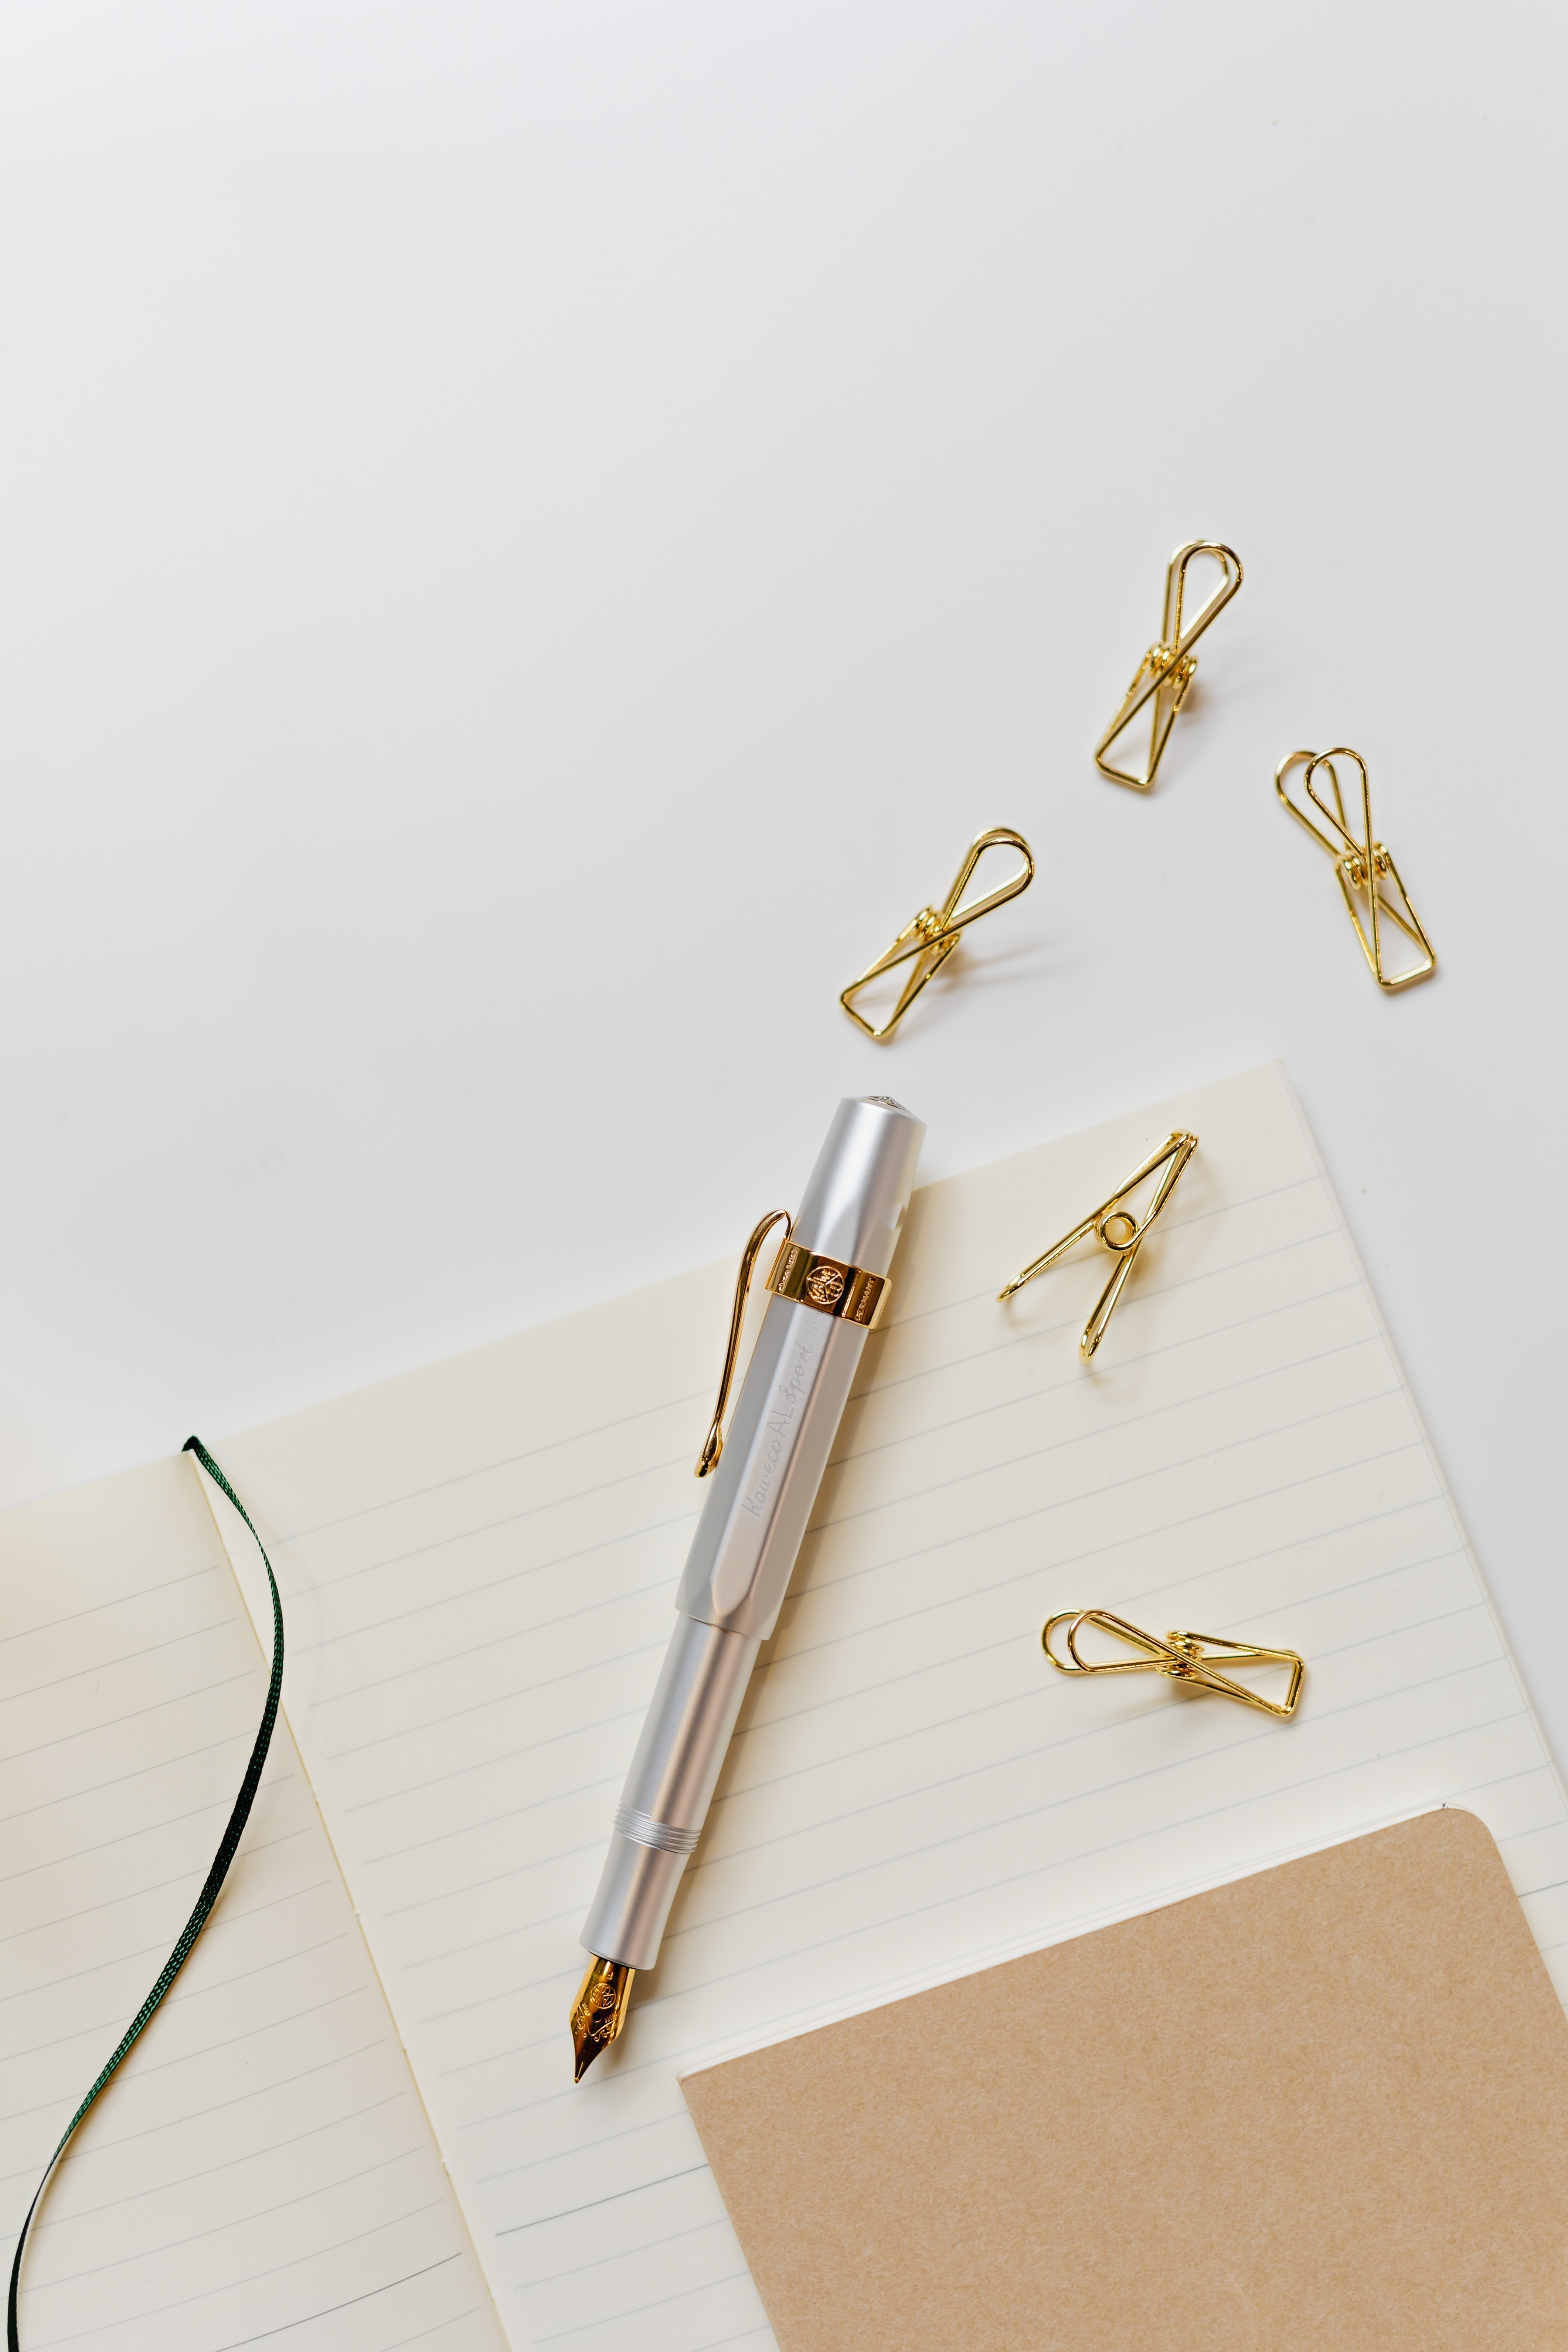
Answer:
xmin=840 ymin=826 xmax=1035 ymax=1041
xmin=1275 ymin=747 xmax=1435 ymax=992
xmin=1095 ymin=541 xmax=1243 ymax=791
xmin=1042 ymin=1608 xmax=1305 ymax=1719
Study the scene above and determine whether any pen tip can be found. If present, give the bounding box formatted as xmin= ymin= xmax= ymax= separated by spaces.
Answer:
xmin=570 ymin=1957 xmax=635 ymax=2084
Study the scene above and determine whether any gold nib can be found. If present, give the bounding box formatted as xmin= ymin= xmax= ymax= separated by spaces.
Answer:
xmin=570 ymin=1956 xmax=635 ymax=2083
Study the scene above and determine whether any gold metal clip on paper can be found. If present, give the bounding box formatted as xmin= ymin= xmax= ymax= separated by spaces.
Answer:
xmin=694 ymin=1211 xmax=895 ymax=1476
xmin=839 ymin=826 xmax=1035 ymax=1042
xmin=1042 ymin=1608 xmax=1305 ymax=1719
xmin=1275 ymin=747 xmax=1435 ymax=992
xmin=1095 ymin=540 xmax=1243 ymax=792
xmin=997 ymin=1131 xmax=1197 ymax=1359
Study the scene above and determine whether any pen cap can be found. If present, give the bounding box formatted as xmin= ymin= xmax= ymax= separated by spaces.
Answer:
xmin=673 ymin=1094 xmax=924 ymax=1644
xmin=790 ymin=1097 xmax=925 ymax=1279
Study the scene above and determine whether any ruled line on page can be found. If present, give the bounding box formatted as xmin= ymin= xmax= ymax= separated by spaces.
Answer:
xmin=0 ymin=1767 xmax=296 ymax=1896
xmin=657 ymin=1671 xmax=1520 ymax=1981
xmin=289 ymin=1389 xmax=716 ymax=1548
xmin=819 ymin=1291 xmax=1370 ymax=1482
xmin=284 ymin=1226 xmax=1355 ymax=1671
xmin=0 ymin=1615 xmax=246 ymax=1707
xmin=464 ymin=1686 xmax=1534 ymax=2159
xmin=0 ymin=1670 xmax=259 ymax=1770
xmin=0 ymin=1727 xmax=255 ymax=1831
xmin=49 ymin=2144 xmax=428 ymax=2284
xmin=531 ymin=2270 xmax=754 ymax=2344
xmin=268 ymin=1178 xmax=1339 ymax=1621
xmin=308 ymin=1389 xmax=1425 ymax=1741
xmin=303 ymin=1508 xmax=701 ymax=1635
xmin=300 ymin=1320 xmax=1391 ymax=1699
xmin=495 ymin=2166 xmax=712 ymax=2237
xmin=31 ymin=1981 xmax=374 ymax=2099
xmin=324 ymin=1638 xmax=673 ymax=1765
xmin=312 ymin=1578 xmax=681 ymax=1710
xmin=209 ymin=2260 xmax=469 ymax=2352
xmin=704 ymin=1533 xmax=1468 ymax=1804
xmin=336 ymin=1437 xmax=1447 ymax=1879
xmin=24 ymin=2200 xmax=448 ymax=2341
xmin=404 ymin=1571 xmax=1495 ymax=1975
xmin=0 ymin=1565 xmax=224 ymax=1651
xmin=286 ymin=1257 xmax=1361 ymax=1664
xmin=348 ymin=1491 xmax=1458 ymax=1846
xmin=373 ymin=1574 xmax=1493 ymax=1967
xmin=276 ymin=1172 xmax=1322 ymax=1558
xmin=677 ymin=1576 xmax=1486 ymax=1881
xmin=18 ymin=2091 xmax=407 ymax=2223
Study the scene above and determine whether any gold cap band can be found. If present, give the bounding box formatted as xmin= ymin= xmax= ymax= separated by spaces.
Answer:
xmin=766 ymin=1240 xmax=889 ymax=1329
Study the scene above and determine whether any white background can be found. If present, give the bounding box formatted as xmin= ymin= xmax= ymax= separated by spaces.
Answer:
xmin=1 ymin=5 xmax=1564 ymax=1751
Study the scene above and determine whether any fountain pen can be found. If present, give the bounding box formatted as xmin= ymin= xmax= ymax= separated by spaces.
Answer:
xmin=570 ymin=1094 xmax=925 ymax=2080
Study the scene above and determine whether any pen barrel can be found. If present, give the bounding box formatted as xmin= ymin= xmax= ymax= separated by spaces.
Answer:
xmin=580 ymin=1616 xmax=760 ymax=1969
xmin=578 ymin=1305 xmax=865 ymax=1971
xmin=578 ymin=1097 xmax=925 ymax=1979
xmin=675 ymin=1296 xmax=866 ymax=1639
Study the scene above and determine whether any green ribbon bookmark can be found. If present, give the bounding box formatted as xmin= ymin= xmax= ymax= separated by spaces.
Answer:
xmin=7 ymin=1438 xmax=284 ymax=2352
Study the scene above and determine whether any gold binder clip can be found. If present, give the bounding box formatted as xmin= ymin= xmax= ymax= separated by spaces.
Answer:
xmin=1042 ymin=1608 xmax=1305 ymax=1719
xmin=997 ymin=1131 xmax=1196 ymax=1359
xmin=1275 ymin=747 xmax=1435 ymax=992
xmin=839 ymin=826 xmax=1035 ymax=1042
xmin=1095 ymin=540 xmax=1243 ymax=791
xmin=694 ymin=1209 xmax=792 ymax=1476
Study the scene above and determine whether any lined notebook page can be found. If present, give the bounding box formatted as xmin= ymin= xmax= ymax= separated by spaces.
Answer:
xmin=0 ymin=1455 xmax=505 ymax=2352
xmin=219 ymin=1062 xmax=1568 ymax=2352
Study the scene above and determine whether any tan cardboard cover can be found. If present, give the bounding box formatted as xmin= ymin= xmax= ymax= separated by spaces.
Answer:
xmin=680 ymin=1812 xmax=1568 ymax=2349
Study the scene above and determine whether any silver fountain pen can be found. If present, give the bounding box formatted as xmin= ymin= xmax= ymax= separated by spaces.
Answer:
xmin=570 ymin=1095 xmax=925 ymax=2080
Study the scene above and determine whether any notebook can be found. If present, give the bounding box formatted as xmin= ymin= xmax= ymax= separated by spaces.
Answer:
xmin=3 ymin=1062 xmax=1564 ymax=2352
xmin=0 ymin=1459 xmax=505 ymax=2352
xmin=680 ymin=1809 xmax=1568 ymax=2351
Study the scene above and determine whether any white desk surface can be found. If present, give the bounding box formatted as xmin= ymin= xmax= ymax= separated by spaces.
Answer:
xmin=1 ymin=7 xmax=1563 ymax=1765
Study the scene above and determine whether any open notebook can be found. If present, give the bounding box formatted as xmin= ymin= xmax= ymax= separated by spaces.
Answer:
xmin=3 ymin=1063 xmax=1564 ymax=2352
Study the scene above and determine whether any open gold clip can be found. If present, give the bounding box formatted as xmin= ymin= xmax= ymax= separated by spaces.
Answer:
xmin=840 ymin=826 xmax=1034 ymax=1041
xmin=1095 ymin=541 xmax=1243 ymax=791
xmin=997 ymin=1131 xmax=1196 ymax=1359
xmin=1275 ymin=747 xmax=1435 ymax=992
xmin=1042 ymin=1608 xmax=1305 ymax=1720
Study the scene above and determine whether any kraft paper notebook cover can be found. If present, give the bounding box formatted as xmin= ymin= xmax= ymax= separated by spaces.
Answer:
xmin=680 ymin=1811 xmax=1568 ymax=2352
xmin=4 ymin=1063 xmax=1567 ymax=2351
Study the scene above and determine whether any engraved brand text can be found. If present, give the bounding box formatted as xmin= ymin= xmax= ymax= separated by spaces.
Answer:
xmin=740 ymin=1338 xmax=814 ymax=1519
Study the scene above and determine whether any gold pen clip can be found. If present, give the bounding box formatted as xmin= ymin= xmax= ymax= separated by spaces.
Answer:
xmin=839 ymin=826 xmax=1035 ymax=1042
xmin=1042 ymin=1608 xmax=1304 ymax=1720
xmin=1275 ymin=747 xmax=1435 ymax=992
xmin=997 ymin=1131 xmax=1197 ymax=1358
xmin=1095 ymin=540 xmax=1242 ymax=791
xmin=695 ymin=1210 xmax=793 ymax=1477
xmin=695 ymin=1211 xmax=897 ymax=1475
